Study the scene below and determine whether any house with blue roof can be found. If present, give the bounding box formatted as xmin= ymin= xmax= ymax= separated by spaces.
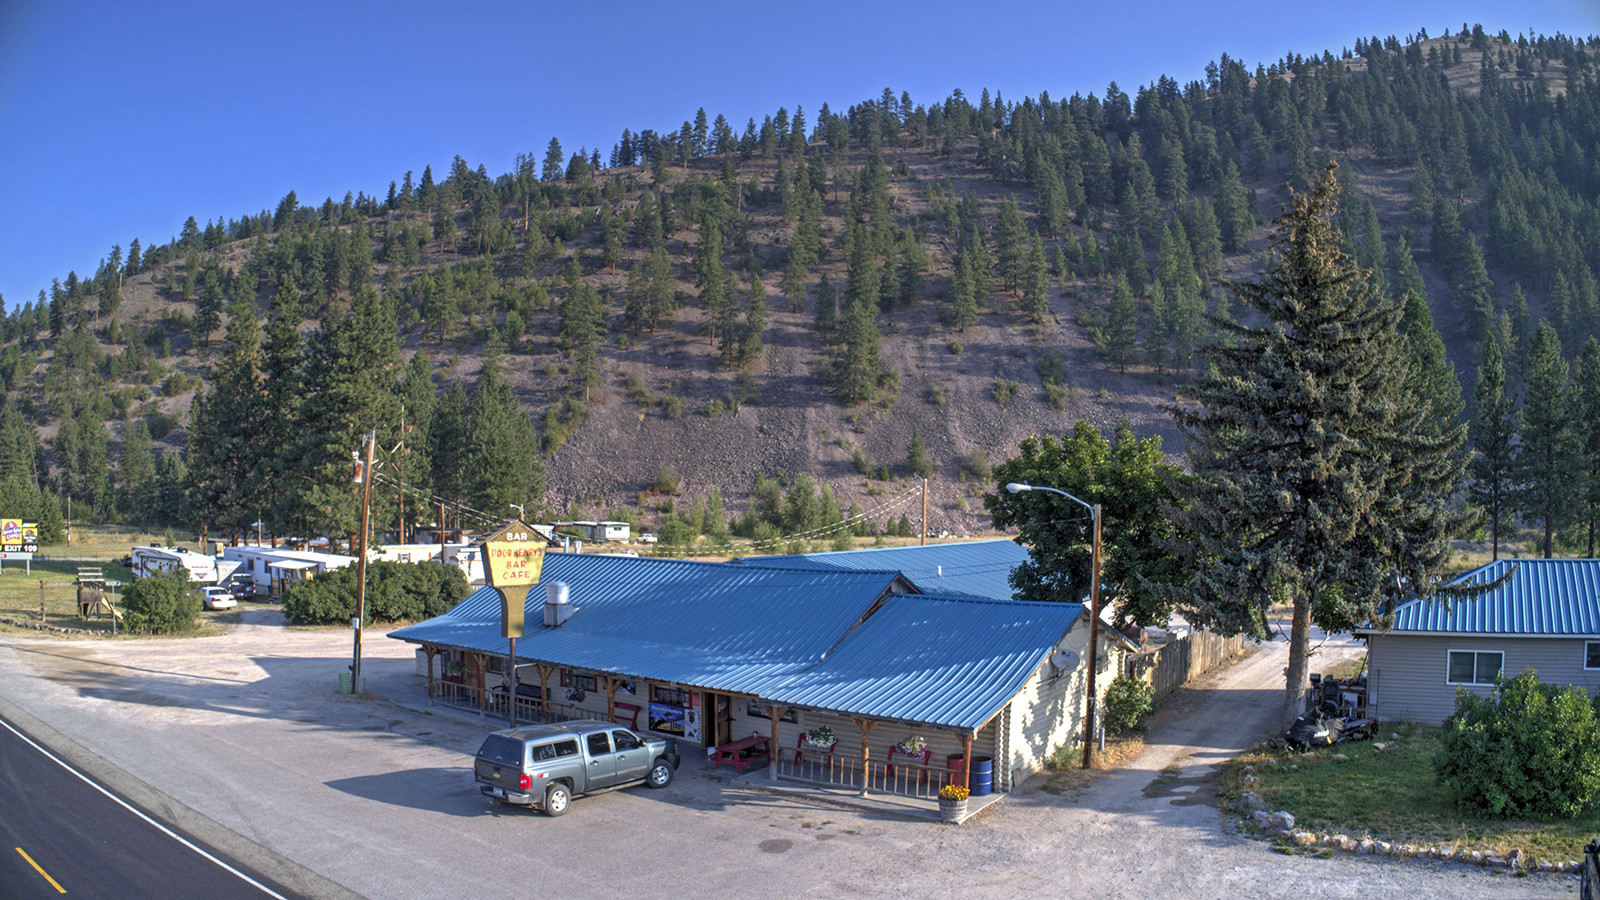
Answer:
xmin=1358 ymin=558 xmax=1600 ymax=725
xmin=389 ymin=542 xmax=1130 ymax=800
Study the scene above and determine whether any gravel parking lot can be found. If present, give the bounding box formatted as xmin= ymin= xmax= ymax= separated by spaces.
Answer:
xmin=0 ymin=609 xmax=1574 ymax=899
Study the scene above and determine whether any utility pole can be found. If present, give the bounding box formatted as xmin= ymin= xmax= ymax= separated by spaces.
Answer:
xmin=351 ymin=431 xmax=376 ymax=694
xmin=918 ymin=475 xmax=928 ymax=546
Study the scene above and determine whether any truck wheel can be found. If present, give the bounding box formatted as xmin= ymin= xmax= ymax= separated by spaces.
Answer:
xmin=544 ymin=783 xmax=571 ymax=816
xmin=647 ymin=759 xmax=674 ymax=788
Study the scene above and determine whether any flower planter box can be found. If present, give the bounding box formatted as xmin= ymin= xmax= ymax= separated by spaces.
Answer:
xmin=939 ymin=797 xmax=968 ymax=822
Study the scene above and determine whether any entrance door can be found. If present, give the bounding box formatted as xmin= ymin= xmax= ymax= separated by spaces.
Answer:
xmin=708 ymin=693 xmax=733 ymax=746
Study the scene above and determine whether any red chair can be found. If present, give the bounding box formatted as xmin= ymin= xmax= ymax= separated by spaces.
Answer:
xmin=794 ymin=734 xmax=837 ymax=767
xmin=885 ymin=745 xmax=932 ymax=786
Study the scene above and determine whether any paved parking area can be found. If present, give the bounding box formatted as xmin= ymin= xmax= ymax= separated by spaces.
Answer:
xmin=0 ymin=608 xmax=1571 ymax=899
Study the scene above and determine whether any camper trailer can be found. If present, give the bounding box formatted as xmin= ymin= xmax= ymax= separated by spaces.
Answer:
xmin=129 ymin=546 xmax=238 ymax=584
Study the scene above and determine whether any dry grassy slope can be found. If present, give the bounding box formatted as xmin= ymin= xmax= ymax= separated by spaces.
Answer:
xmin=33 ymin=31 xmax=1564 ymax=533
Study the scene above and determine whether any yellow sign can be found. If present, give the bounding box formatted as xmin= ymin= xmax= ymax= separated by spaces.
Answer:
xmin=485 ymin=542 xmax=546 ymax=587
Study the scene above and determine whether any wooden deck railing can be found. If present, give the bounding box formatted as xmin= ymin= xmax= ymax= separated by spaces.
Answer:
xmin=773 ymin=748 xmax=954 ymax=800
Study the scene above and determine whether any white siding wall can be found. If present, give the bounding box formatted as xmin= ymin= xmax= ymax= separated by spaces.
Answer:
xmin=1368 ymin=633 xmax=1600 ymax=726
xmin=1005 ymin=626 xmax=1125 ymax=787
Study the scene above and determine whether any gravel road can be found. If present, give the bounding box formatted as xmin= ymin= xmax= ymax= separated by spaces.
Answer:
xmin=0 ymin=610 xmax=1574 ymax=899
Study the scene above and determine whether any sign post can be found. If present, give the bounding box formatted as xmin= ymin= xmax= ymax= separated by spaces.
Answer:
xmin=480 ymin=520 xmax=546 ymax=727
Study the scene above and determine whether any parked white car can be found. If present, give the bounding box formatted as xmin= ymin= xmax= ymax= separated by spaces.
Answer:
xmin=637 ymin=533 xmax=658 ymax=544
xmin=201 ymin=586 xmax=237 ymax=610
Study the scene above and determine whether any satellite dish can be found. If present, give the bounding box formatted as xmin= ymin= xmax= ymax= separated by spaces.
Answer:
xmin=1050 ymin=649 xmax=1080 ymax=672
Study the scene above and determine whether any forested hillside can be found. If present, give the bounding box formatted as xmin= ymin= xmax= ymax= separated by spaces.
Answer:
xmin=2 ymin=25 xmax=1598 ymax=554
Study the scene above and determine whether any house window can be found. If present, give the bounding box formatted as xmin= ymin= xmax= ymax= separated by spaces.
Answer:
xmin=1587 ymin=642 xmax=1600 ymax=671
xmin=1446 ymin=650 xmax=1503 ymax=686
xmin=559 ymin=671 xmax=597 ymax=692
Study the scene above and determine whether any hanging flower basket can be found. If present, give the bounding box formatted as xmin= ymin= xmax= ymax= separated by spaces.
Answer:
xmin=804 ymin=726 xmax=835 ymax=748
xmin=566 ymin=687 xmax=586 ymax=703
xmin=896 ymin=735 xmax=927 ymax=756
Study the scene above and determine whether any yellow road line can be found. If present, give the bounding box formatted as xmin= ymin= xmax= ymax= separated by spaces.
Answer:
xmin=16 ymin=846 xmax=66 ymax=893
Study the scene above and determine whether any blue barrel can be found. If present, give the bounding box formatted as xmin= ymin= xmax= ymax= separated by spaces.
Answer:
xmin=968 ymin=756 xmax=993 ymax=796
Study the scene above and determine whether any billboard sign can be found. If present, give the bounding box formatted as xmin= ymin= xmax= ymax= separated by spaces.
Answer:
xmin=1 ymin=519 xmax=38 ymax=553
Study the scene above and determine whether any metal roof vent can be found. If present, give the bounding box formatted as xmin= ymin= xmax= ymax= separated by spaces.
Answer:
xmin=543 ymin=582 xmax=576 ymax=627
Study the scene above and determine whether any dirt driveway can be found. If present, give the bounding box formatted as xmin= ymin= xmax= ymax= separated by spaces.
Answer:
xmin=0 ymin=610 xmax=1571 ymax=900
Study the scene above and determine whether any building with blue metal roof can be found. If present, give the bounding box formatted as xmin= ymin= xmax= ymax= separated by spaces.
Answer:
xmin=731 ymin=538 xmax=1031 ymax=600
xmin=1360 ymin=559 xmax=1600 ymax=724
xmin=388 ymin=547 xmax=1129 ymax=799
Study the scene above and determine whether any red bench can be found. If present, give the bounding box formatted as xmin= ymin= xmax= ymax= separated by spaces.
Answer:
xmin=713 ymin=734 xmax=771 ymax=773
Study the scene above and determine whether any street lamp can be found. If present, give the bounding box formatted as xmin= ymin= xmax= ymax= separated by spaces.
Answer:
xmin=1007 ymin=481 xmax=1103 ymax=769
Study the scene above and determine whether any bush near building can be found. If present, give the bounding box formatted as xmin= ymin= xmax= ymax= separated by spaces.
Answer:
xmin=282 ymin=561 xmax=468 ymax=626
xmin=1433 ymin=669 xmax=1600 ymax=819
xmin=121 ymin=571 xmax=202 ymax=634
xmin=1102 ymin=674 xmax=1155 ymax=735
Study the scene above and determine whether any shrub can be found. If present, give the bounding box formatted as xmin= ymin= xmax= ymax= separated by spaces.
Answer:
xmin=1102 ymin=675 xmax=1155 ymax=736
xmin=122 ymin=571 xmax=202 ymax=634
xmin=650 ymin=466 xmax=679 ymax=495
xmin=1434 ymin=669 xmax=1600 ymax=818
xmin=660 ymin=394 xmax=683 ymax=419
xmin=703 ymin=399 xmax=725 ymax=418
xmin=282 ymin=561 xmax=469 ymax=626
xmin=992 ymin=379 xmax=1020 ymax=408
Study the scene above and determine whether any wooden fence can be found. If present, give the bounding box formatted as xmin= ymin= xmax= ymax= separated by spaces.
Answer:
xmin=1123 ymin=629 xmax=1248 ymax=701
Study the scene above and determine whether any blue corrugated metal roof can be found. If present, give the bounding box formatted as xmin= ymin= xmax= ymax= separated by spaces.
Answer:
xmin=1383 ymin=558 xmax=1600 ymax=635
xmin=733 ymin=539 xmax=1030 ymax=601
xmin=389 ymin=552 xmax=902 ymax=695
xmin=765 ymin=594 xmax=1084 ymax=731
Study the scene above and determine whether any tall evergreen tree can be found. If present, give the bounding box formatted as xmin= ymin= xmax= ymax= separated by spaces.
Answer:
xmin=1469 ymin=339 xmax=1518 ymax=559
xmin=465 ymin=354 xmax=544 ymax=519
xmin=429 ymin=380 xmax=471 ymax=513
xmin=186 ymin=303 xmax=265 ymax=538
xmin=283 ymin=287 xmax=402 ymax=541
xmin=1518 ymin=320 xmax=1574 ymax=558
xmin=1165 ymin=163 xmax=1469 ymax=726
xmin=1572 ymin=338 xmax=1600 ymax=556
xmin=1102 ymin=274 xmax=1140 ymax=373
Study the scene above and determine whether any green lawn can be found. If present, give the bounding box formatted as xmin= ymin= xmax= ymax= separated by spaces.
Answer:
xmin=1222 ymin=723 xmax=1600 ymax=861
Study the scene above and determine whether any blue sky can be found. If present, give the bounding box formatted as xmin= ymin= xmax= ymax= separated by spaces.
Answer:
xmin=2 ymin=1 xmax=1596 ymax=312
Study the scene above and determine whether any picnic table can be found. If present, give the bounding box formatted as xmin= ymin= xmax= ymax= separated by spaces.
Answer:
xmin=712 ymin=734 xmax=771 ymax=773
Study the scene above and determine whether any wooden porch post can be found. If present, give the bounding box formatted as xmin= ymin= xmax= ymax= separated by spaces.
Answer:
xmin=537 ymin=664 xmax=554 ymax=720
xmin=603 ymin=676 xmax=619 ymax=723
xmin=473 ymin=653 xmax=488 ymax=713
xmin=852 ymin=717 xmax=878 ymax=797
xmin=960 ymin=733 xmax=973 ymax=791
xmin=424 ymin=646 xmax=437 ymax=705
xmin=767 ymin=705 xmax=789 ymax=782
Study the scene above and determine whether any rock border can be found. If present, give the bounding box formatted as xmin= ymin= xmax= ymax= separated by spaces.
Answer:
xmin=1235 ymin=766 xmax=1580 ymax=875
xmin=0 ymin=616 xmax=110 ymax=636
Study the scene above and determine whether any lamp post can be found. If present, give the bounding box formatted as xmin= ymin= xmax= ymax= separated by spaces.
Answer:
xmin=1006 ymin=481 xmax=1102 ymax=769
xmin=352 ymin=432 xmax=376 ymax=694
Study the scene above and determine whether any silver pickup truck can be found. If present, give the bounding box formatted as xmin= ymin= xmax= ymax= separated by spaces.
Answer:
xmin=474 ymin=719 xmax=680 ymax=816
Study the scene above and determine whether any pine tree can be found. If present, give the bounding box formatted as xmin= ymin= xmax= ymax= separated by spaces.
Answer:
xmin=186 ymin=303 xmax=265 ymax=538
xmin=832 ymin=288 xmax=884 ymax=405
xmin=1518 ymin=320 xmax=1574 ymax=558
xmin=906 ymin=427 xmax=931 ymax=479
xmin=429 ymin=381 xmax=471 ymax=510
xmin=394 ymin=353 xmax=436 ymax=542
xmin=118 ymin=420 xmax=156 ymax=523
xmin=1102 ymin=274 xmax=1140 ymax=373
xmin=1166 ymin=163 xmax=1469 ymax=726
xmin=1020 ymin=236 xmax=1049 ymax=324
xmin=466 ymin=354 xmax=544 ymax=518
xmin=1572 ymin=338 xmax=1600 ymax=556
xmin=283 ymin=287 xmax=403 ymax=541
xmin=739 ymin=273 xmax=768 ymax=368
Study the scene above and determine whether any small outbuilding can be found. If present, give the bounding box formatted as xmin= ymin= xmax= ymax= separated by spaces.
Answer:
xmin=1360 ymin=558 xmax=1600 ymax=725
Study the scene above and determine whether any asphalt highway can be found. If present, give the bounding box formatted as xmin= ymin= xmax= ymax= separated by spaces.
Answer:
xmin=0 ymin=713 xmax=293 ymax=899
